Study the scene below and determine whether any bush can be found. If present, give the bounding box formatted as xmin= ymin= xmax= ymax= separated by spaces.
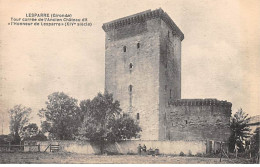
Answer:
xmin=106 ymin=151 xmax=123 ymax=155
xmin=127 ymin=152 xmax=137 ymax=155
xmin=195 ymin=153 xmax=203 ymax=157
xmin=179 ymin=151 xmax=185 ymax=156
xmin=188 ymin=150 xmax=193 ymax=156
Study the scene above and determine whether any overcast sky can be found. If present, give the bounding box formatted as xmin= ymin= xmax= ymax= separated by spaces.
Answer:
xmin=0 ymin=0 xmax=259 ymax=134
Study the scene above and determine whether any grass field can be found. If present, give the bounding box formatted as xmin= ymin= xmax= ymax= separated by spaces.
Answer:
xmin=0 ymin=152 xmax=253 ymax=164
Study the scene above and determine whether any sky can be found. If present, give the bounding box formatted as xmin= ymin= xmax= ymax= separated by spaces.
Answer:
xmin=0 ymin=0 xmax=259 ymax=134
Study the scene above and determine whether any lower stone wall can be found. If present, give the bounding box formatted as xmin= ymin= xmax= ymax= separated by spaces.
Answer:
xmin=26 ymin=140 xmax=208 ymax=155
xmin=166 ymin=99 xmax=232 ymax=141
xmin=106 ymin=140 xmax=207 ymax=155
xmin=35 ymin=140 xmax=99 ymax=154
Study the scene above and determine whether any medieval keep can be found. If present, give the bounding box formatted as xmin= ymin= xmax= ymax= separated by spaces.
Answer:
xmin=102 ymin=8 xmax=232 ymax=142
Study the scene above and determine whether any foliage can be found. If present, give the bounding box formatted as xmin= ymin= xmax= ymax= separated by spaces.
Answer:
xmin=27 ymin=131 xmax=47 ymax=141
xmin=107 ymin=113 xmax=141 ymax=142
xmin=39 ymin=92 xmax=81 ymax=140
xmin=179 ymin=151 xmax=185 ymax=156
xmin=77 ymin=92 xmax=141 ymax=153
xmin=249 ymin=127 xmax=260 ymax=159
xmin=8 ymin=105 xmax=32 ymax=144
xmin=229 ymin=108 xmax=251 ymax=152
xmin=21 ymin=123 xmax=38 ymax=140
xmin=21 ymin=123 xmax=47 ymax=141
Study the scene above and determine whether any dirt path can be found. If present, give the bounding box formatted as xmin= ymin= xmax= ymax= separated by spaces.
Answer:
xmin=0 ymin=152 xmax=251 ymax=164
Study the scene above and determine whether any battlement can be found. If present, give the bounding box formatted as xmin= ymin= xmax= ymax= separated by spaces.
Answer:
xmin=168 ymin=99 xmax=232 ymax=107
xmin=102 ymin=8 xmax=184 ymax=40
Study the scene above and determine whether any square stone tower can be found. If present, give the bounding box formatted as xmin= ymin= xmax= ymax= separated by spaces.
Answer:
xmin=102 ymin=8 xmax=184 ymax=140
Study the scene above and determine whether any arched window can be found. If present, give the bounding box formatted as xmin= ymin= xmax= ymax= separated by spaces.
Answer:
xmin=123 ymin=46 xmax=126 ymax=52
xmin=137 ymin=43 xmax=140 ymax=49
xmin=129 ymin=63 xmax=133 ymax=69
xmin=129 ymin=85 xmax=133 ymax=93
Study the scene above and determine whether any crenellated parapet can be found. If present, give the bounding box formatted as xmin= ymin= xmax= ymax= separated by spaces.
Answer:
xmin=168 ymin=98 xmax=232 ymax=107
xmin=102 ymin=8 xmax=184 ymax=40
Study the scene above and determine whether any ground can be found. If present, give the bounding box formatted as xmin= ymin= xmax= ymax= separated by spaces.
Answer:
xmin=0 ymin=152 xmax=253 ymax=164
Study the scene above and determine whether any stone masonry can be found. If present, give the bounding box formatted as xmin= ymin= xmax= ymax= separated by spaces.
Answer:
xmin=102 ymin=8 xmax=232 ymax=141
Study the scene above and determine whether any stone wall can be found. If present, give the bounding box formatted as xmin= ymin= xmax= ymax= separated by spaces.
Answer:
xmin=158 ymin=17 xmax=182 ymax=140
xmin=166 ymin=99 xmax=232 ymax=141
xmin=104 ymin=19 xmax=161 ymax=140
xmin=106 ymin=140 xmax=206 ymax=155
xmin=34 ymin=140 xmax=99 ymax=154
xmin=103 ymin=9 xmax=184 ymax=140
xmin=28 ymin=140 xmax=207 ymax=155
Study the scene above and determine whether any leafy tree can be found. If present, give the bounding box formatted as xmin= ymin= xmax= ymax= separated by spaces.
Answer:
xmin=8 ymin=105 xmax=32 ymax=144
xmin=21 ymin=123 xmax=47 ymax=141
xmin=249 ymin=127 xmax=260 ymax=160
xmin=29 ymin=131 xmax=47 ymax=141
xmin=21 ymin=123 xmax=38 ymax=140
xmin=229 ymin=108 xmax=251 ymax=152
xmin=107 ymin=113 xmax=141 ymax=142
xmin=39 ymin=92 xmax=81 ymax=140
xmin=77 ymin=92 xmax=141 ymax=153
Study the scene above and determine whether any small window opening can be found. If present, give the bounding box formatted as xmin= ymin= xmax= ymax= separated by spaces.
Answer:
xmin=123 ymin=46 xmax=126 ymax=52
xmin=137 ymin=43 xmax=140 ymax=49
xmin=165 ymin=85 xmax=167 ymax=91
xmin=129 ymin=63 xmax=133 ymax=69
xmin=137 ymin=113 xmax=140 ymax=120
xmin=168 ymin=31 xmax=170 ymax=38
xmin=170 ymin=89 xmax=172 ymax=99
xmin=129 ymin=85 xmax=133 ymax=93
xmin=172 ymin=123 xmax=174 ymax=127
xmin=185 ymin=120 xmax=188 ymax=124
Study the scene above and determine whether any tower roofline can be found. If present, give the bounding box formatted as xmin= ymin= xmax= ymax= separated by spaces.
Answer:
xmin=102 ymin=8 xmax=184 ymax=41
xmin=168 ymin=99 xmax=232 ymax=107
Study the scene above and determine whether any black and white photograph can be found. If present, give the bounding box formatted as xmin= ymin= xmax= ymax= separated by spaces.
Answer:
xmin=0 ymin=0 xmax=259 ymax=164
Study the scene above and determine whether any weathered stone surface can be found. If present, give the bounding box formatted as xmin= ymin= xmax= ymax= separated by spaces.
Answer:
xmin=165 ymin=99 xmax=232 ymax=141
xmin=102 ymin=8 xmax=232 ymax=142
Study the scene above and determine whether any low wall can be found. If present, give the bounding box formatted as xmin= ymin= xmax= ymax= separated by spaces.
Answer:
xmin=35 ymin=140 xmax=100 ymax=154
xmin=106 ymin=140 xmax=207 ymax=155
xmin=25 ymin=140 xmax=208 ymax=155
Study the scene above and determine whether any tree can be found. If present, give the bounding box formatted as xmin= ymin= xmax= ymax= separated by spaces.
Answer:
xmin=250 ymin=127 xmax=260 ymax=162
xmin=21 ymin=123 xmax=47 ymax=141
xmin=229 ymin=108 xmax=251 ymax=153
xmin=77 ymin=92 xmax=141 ymax=153
xmin=21 ymin=123 xmax=38 ymax=140
xmin=39 ymin=92 xmax=81 ymax=140
xmin=107 ymin=113 xmax=141 ymax=142
xmin=8 ymin=105 xmax=32 ymax=144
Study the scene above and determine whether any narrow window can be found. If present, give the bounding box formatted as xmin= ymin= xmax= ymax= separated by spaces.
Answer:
xmin=137 ymin=113 xmax=140 ymax=120
xmin=170 ymin=89 xmax=172 ymax=99
xmin=168 ymin=31 xmax=170 ymax=38
xmin=185 ymin=120 xmax=188 ymax=124
xmin=137 ymin=43 xmax=140 ymax=49
xmin=165 ymin=85 xmax=167 ymax=91
xmin=123 ymin=46 xmax=126 ymax=52
xmin=129 ymin=85 xmax=133 ymax=93
xmin=129 ymin=63 xmax=133 ymax=69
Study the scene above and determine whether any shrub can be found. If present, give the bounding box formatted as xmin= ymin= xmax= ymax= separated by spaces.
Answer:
xmin=179 ymin=151 xmax=185 ymax=156
xmin=106 ymin=151 xmax=123 ymax=155
xmin=195 ymin=153 xmax=203 ymax=157
xmin=127 ymin=152 xmax=137 ymax=155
